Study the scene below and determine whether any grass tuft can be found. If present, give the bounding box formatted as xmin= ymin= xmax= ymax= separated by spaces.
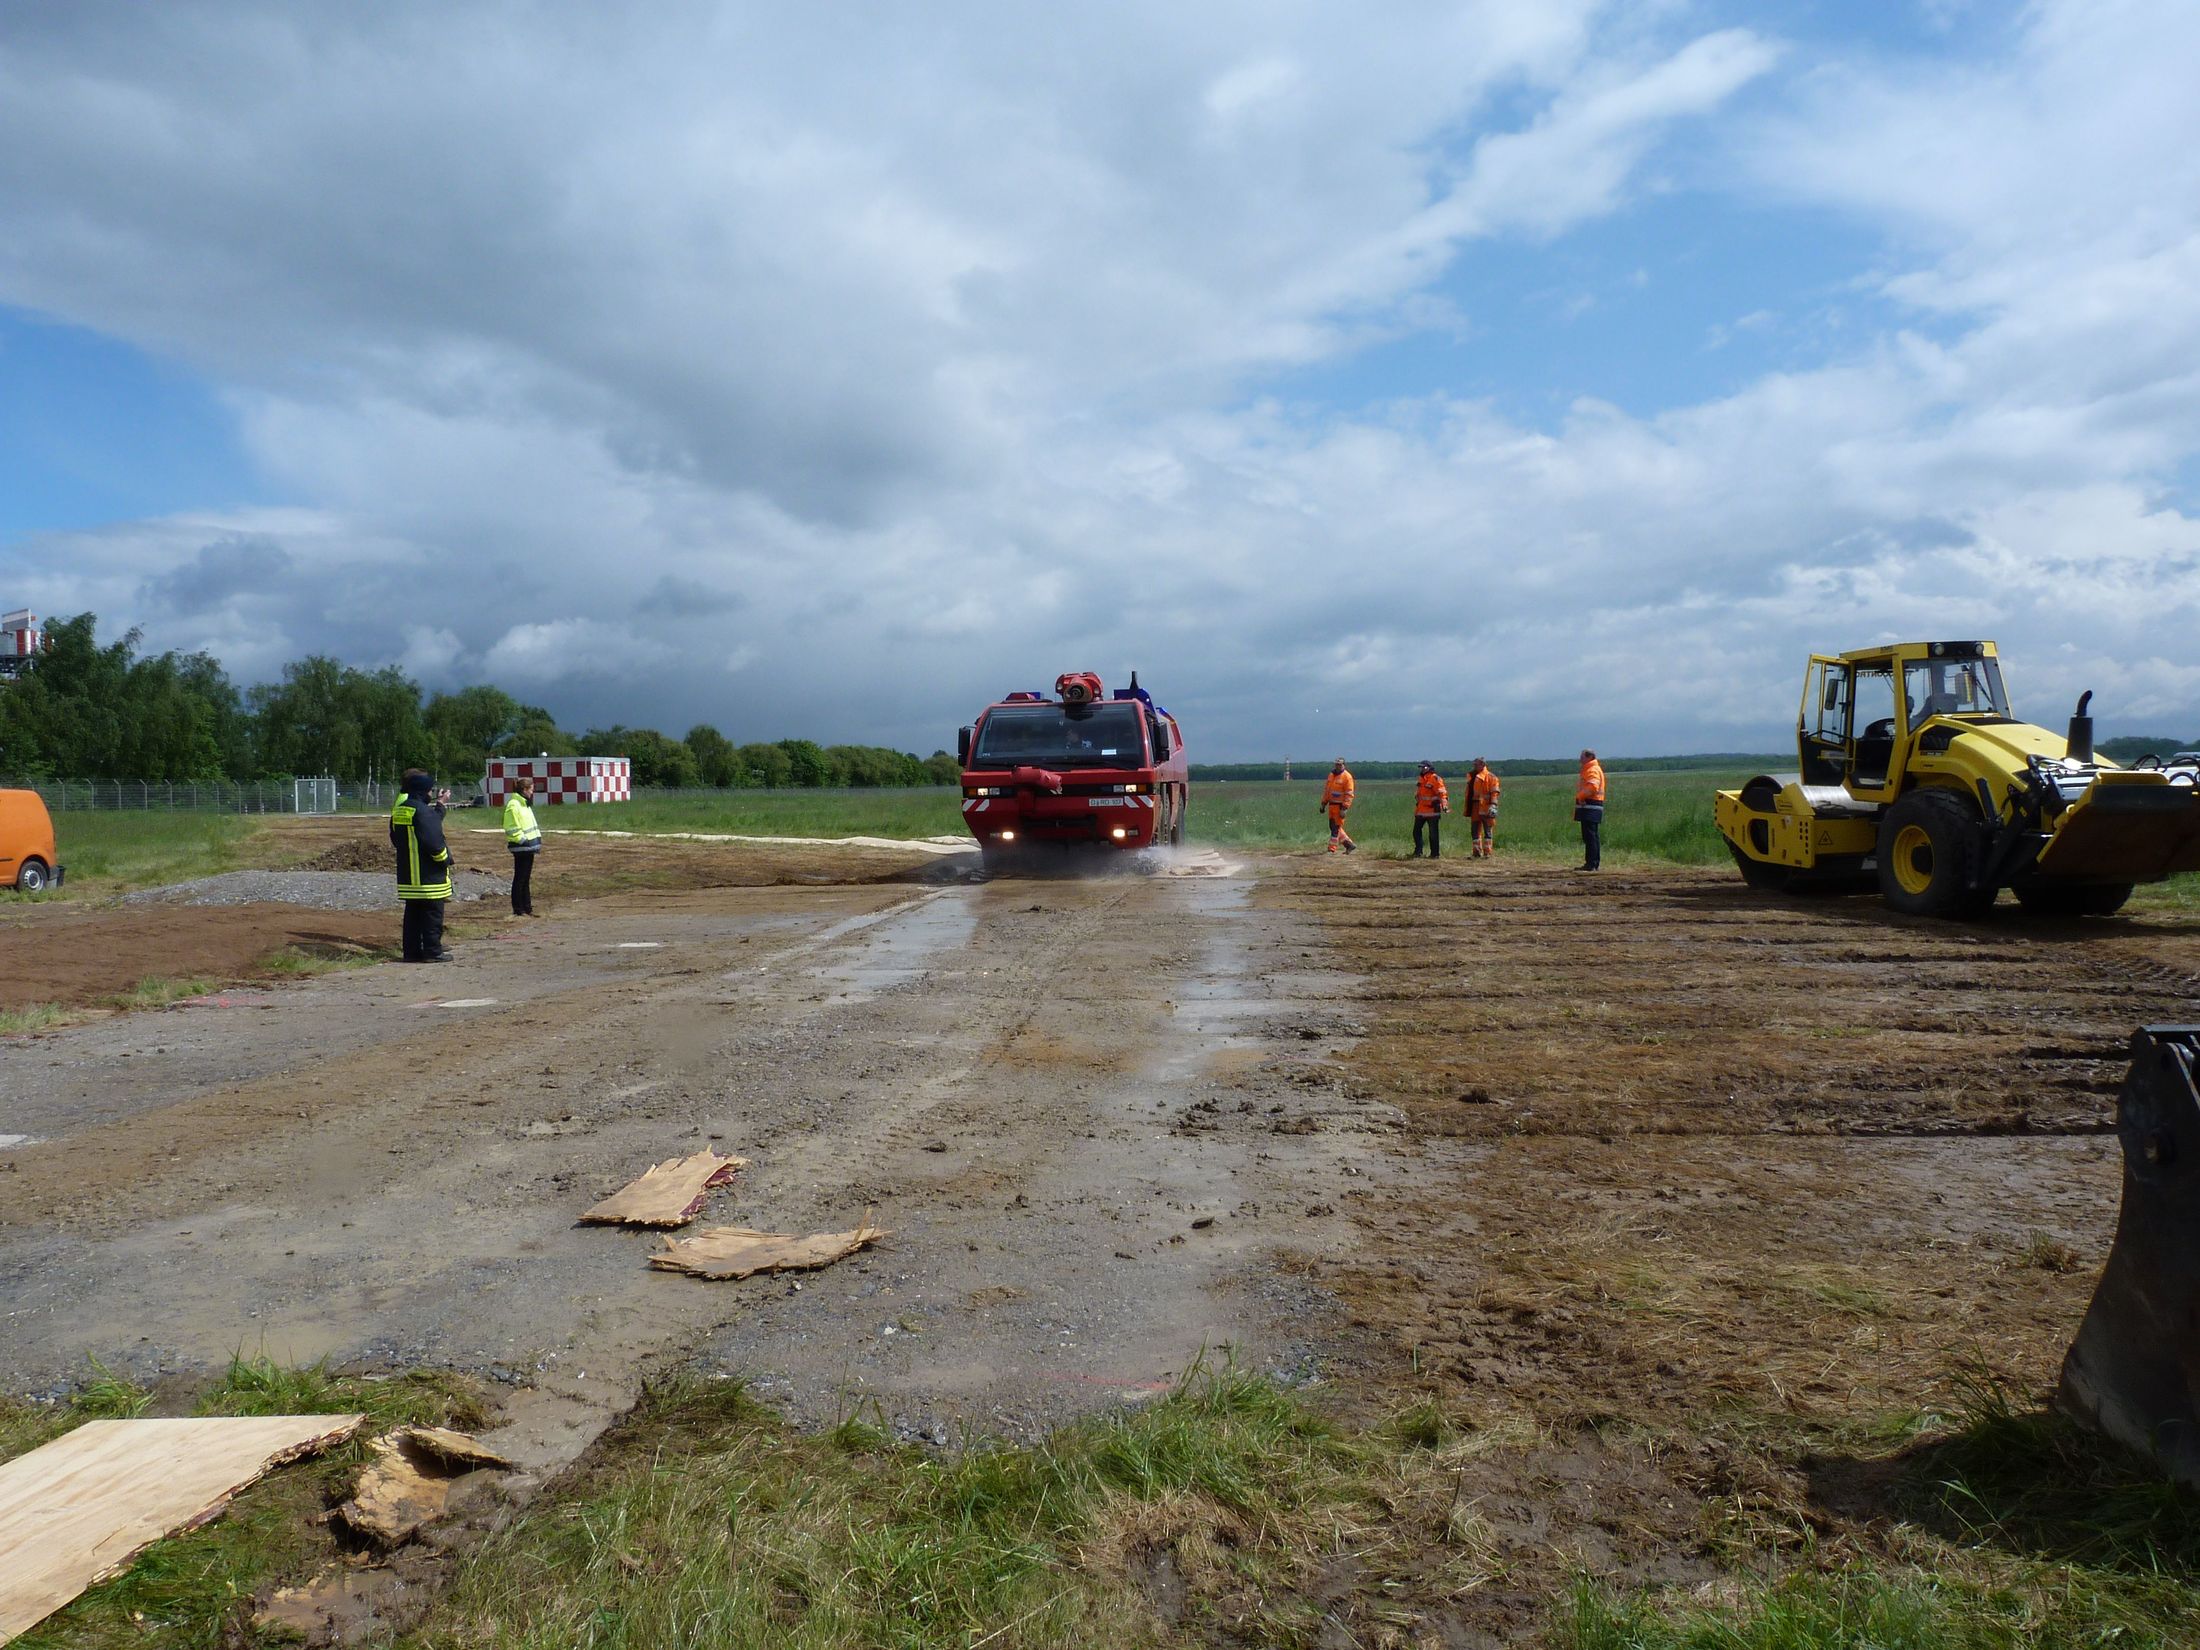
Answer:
xmin=257 ymin=939 xmax=391 ymax=977
xmin=72 ymin=1357 xmax=154 ymax=1420
xmin=105 ymin=975 xmax=224 ymax=1011
xmin=1896 ymin=1362 xmax=2200 ymax=1577
xmin=1550 ymin=1564 xmax=2191 ymax=1650
xmin=198 ymin=1353 xmax=490 ymax=1430
xmin=2016 ymin=1232 xmax=2085 ymax=1274
xmin=0 ymin=1001 xmax=70 ymax=1035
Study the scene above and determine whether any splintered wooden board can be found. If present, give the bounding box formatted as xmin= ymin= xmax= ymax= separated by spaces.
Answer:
xmin=0 ymin=1414 xmax=364 ymax=1641
xmin=581 ymin=1148 xmax=748 ymax=1227
xmin=650 ymin=1222 xmax=889 ymax=1281
xmin=336 ymin=1426 xmax=513 ymax=1548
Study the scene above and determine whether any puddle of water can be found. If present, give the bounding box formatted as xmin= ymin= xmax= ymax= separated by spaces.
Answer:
xmin=438 ymin=998 xmax=500 ymax=1009
xmin=727 ymin=891 xmax=945 ymax=978
xmin=809 ymin=892 xmax=979 ymax=1003
xmin=1153 ymin=847 xmax=1242 ymax=879
xmin=0 ymin=1133 xmax=42 ymax=1150
xmin=1151 ymin=881 xmax=1330 ymax=1076
xmin=615 ymin=942 xmax=665 ymax=950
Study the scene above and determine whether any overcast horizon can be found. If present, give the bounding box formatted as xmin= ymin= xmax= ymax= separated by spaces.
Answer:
xmin=3 ymin=1 xmax=2196 ymax=763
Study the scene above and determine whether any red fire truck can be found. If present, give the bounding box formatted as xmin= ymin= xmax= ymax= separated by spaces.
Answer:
xmin=957 ymin=672 xmax=1188 ymax=859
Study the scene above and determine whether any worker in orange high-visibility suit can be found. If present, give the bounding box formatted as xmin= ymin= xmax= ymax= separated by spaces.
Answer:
xmin=1574 ymin=749 xmax=1607 ymax=871
xmin=1411 ymin=761 xmax=1448 ymax=858
xmin=1320 ymin=758 xmax=1358 ymax=854
xmin=1463 ymin=758 xmax=1501 ymax=857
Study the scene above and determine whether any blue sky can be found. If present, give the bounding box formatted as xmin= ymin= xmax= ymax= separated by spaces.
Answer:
xmin=2 ymin=0 xmax=2195 ymax=758
xmin=1262 ymin=189 xmax=1909 ymax=426
xmin=0 ymin=310 xmax=265 ymax=539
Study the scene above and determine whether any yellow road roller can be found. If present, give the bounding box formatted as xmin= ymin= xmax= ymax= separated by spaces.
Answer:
xmin=1716 ymin=640 xmax=2200 ymax=918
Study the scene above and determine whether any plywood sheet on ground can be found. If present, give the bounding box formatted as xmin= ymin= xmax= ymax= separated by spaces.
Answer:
xmin=580 ymin=1148 xmax=748 ymax=1227
xmin=0 ymin=1414 xmax=363 ymax=1641
xmin=650 ymin=1221 xmax=889 ymax=1280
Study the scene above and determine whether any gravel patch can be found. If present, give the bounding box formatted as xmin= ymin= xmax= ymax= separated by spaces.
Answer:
xmin=121 ymin=869 xmax=509 ymax=912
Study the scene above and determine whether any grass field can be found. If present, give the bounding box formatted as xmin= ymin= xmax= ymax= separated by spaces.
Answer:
xmin=1194 ymin=769 xmax=1743 ymax=863
xmin=11 ymin=1356 xmax=2197 ymax=1648
xmin=7 ymin=811 xmax=251 ymax=898
xmin=574 ymin=788 xmax=967 ymax=840
xmin=547 ymin=765 xmax=1747 ymax=866
xmin=15 ymin=775 xmax=2195 ymax=908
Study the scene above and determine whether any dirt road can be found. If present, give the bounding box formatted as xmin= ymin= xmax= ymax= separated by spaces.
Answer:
xmin=0 ymin=843 xmax=1381 ymax=1473
xmin=3 ymin=836 xmax=2196 ymax=1640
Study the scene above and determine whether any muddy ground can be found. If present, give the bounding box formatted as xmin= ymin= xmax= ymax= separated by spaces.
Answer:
xmin=0 ymin=902 xmax=393 ymax=1011
xmin=2 ymin=824 xmax=2196 ymax=1642
xmin=1249 ymin=855 xmax=2200 ymax=1633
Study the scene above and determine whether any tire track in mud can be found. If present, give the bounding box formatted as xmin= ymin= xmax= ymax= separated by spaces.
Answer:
xmin=679 ymin=869 xmax=1368 ymax=1442
xmin=1278 ymin=862 xmax=2195 ymax=1139
xmin=1 ymin=859 xmax=1359 ymax=1470
xmin=1217 ymin=855 xmax=2200 ymax=1641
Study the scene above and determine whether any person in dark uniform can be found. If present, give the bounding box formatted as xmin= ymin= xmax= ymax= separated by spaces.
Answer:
xmin=391 ymin=768 xmax=454 ymax=960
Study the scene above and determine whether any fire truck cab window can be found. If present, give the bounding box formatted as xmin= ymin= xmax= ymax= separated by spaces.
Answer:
xmin=974 ymin=703 xmax=1148 ymax=768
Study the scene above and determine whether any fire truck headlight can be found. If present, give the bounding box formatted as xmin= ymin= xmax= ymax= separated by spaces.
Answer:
xmin=1110 ymin=827 xmax=1128 ymax=840
xmin=998 ymin=829 xmax=1016 ymax=842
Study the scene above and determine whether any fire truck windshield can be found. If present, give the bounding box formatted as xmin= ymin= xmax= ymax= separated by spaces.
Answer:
xmin=974 ymin=702 xmax=1148 ymax=769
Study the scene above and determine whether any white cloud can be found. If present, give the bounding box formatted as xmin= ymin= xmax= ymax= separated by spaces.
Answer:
xmin=482 ymin=619 xmax=673 ymax=686
xmin=1427 ymin=28 xmax=1781 ymax=241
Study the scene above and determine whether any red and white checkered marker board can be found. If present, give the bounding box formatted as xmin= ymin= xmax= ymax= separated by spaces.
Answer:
xmin=484 ymin=756 xmax=632 ymax=805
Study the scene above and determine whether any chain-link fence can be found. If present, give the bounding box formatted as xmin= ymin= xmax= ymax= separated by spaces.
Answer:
xmin=2 ymin=778 xmax=398 ymax=814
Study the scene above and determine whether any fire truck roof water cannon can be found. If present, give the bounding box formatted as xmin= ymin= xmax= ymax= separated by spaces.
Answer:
xmin=957 ymin=671 xmax=1189 ymax=865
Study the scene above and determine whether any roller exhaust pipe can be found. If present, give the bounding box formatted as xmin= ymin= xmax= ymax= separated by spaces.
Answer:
xmin=2068 ymin=690 xmax=2095 ymax=765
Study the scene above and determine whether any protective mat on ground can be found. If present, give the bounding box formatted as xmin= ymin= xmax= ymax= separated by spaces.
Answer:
xmin=580 ymin=1148 xmax=748 ymax=1226
xmin=0 ymin=1414 xmax=364 ymax=1639
xmin=650 ymin=1220 xmax=889 ymax=1280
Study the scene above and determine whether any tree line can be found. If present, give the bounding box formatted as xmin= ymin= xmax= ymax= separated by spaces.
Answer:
xmin=0 ymin=614 xmax=960 ymax=789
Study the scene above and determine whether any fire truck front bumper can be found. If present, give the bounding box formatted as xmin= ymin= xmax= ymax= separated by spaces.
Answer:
xmin=961 ymin=794 xmax=1158 ymax=848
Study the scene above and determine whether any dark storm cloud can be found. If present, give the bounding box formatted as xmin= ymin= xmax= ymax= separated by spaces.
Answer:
xmin=140 ymin=535 xmax=295 ymax=614
xmin=633 ymin=576 xmax=746 ymax=619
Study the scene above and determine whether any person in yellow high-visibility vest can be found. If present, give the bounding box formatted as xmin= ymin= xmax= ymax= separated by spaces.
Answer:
xmin=391 ymin=768 xmax=454 ymax=961
xmin=502 ymin=775 xmax=544 ymax=917
xmin=1319 ymin=758 xmax=1358 ymax=854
